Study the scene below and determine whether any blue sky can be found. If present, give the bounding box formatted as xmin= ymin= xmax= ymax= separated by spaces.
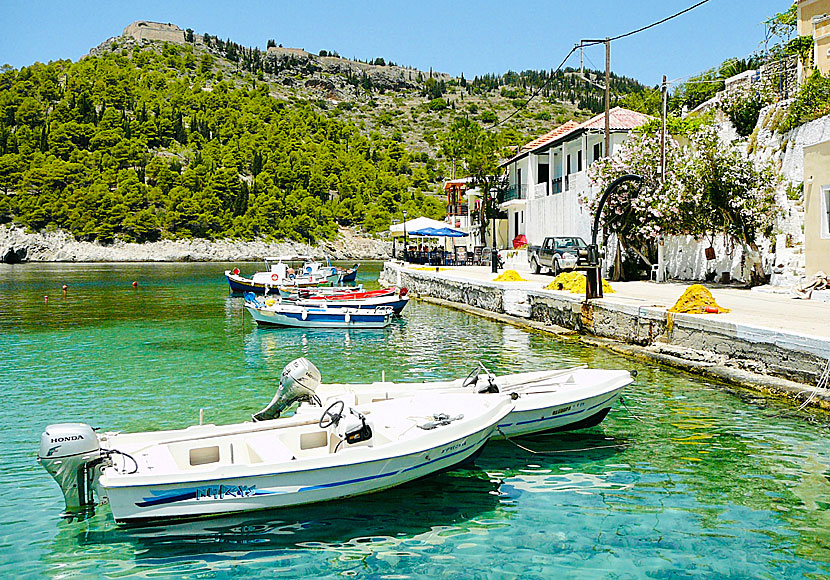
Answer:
xmin=1 ymin=0 xmax=789 ymax=87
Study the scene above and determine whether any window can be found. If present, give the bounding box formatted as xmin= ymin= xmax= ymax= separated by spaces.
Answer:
xmin=577 ymin=150 xmax=582 ymax=172
xmin=566 ymin=154 xmax=571 ymax=175
xmin=593 ymin=143 xmax=602 ymax=161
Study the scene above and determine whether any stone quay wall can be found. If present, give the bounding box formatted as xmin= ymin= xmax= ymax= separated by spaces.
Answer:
xmin=383 ymin=263 xmax=829 ymax=399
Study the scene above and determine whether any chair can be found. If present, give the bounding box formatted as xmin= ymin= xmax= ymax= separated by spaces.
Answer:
xmin=472 ymin=246 xmax=484 ymax=265
xmin=455 ymin=246 xmax=467 ymax=266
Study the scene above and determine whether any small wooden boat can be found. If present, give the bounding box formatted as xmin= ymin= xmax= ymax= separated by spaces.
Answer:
xmin=338 ymin=263 xmax=359 ymax=283
xmin=38 ymin=359 xmax=513 ymax=524
xmin=277 ymin=284 xmax=365 ymax=299
xmin=286 ymin=287 xmax=410 ymax=315
xmin=245 ymin=294 xmax=394 ymax=328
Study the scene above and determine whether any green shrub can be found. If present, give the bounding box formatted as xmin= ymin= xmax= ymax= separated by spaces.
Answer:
xmin=781 ymin=72 xmax=830 ymax=132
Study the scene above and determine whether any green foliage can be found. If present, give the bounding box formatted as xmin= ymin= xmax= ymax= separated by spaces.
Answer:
xmin=0 ymin=48 xmax=443 ymax=243
xmin=671 ymin=68 xmax=724 ymax=112
xmin=427 ymin=98 xmax=448 ymax=112
xmin=638 ymin=112 xmax=714 ymax=137
xmin=781 ymin=71 xmax=830 ymax=132
xmin=721 ymin=86 xmax=772 ymax=137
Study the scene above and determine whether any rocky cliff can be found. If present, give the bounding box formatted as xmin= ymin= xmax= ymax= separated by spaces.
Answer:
xmin=0 ymin=226 xmax=390 ymax=263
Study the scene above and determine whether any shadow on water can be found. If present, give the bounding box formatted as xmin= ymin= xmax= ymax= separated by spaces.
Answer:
xmin=53 ymin=470 xmax=502 ymax=565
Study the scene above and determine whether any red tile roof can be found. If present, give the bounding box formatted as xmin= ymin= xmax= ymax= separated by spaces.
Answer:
xmin=500 ymin=107 xmax=652 ymax=167
xmin=578 ymin=107 xmax=652 ymax=131
xmin=519 ymin=120 xmax=581 ymax=152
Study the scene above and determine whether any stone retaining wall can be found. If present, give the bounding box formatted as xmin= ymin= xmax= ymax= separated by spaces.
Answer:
xmin=384 ymin=263 xmax=828 ymax=388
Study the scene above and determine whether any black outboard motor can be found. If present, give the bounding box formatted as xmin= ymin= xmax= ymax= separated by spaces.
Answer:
xmin=38 ymin=423 xmax=103 ymax=512
xmin=253 ymin=357 xmax=322 ymax=421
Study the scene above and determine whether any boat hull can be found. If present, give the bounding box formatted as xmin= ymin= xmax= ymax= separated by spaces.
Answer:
xmin=102 ymin=429 xmax=492 ymax=523
xmin=246 ymin=305 xmax=392 ymax=328
xmin=295 ymin=296 xmax=409 ymax=315
xmin=317 ymin=368 xmax=632 ymax=437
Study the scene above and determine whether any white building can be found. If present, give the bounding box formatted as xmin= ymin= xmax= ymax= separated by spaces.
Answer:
xmin=499 ymin=107 xmax=651 ymax=247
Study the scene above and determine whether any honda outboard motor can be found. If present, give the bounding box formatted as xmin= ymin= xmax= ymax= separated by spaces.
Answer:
xmin=38 ymin=423 xmax=103 ymax=512
xmin=253 ymin=357 xmax=322 ymax=421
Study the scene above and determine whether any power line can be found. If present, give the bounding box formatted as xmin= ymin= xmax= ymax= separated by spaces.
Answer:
xmin=484 ymin=0 xmax=713 ymax=130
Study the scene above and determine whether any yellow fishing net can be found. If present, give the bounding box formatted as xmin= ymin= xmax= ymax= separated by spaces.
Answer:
xmin=544 ymin=271 xmax=615 ymax=294
xmin=668 ymin=284 xmax=730 ymax=314
xmin=493 ymin=269 xmax=528 ymax=282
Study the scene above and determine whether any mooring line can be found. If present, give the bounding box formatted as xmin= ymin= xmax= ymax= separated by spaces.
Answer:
xmin=497 ymin=428 xmax=630 ymax=455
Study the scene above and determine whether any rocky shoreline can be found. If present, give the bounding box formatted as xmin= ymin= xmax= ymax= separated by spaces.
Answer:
xmin=0 ymin=225 xmax=391 ymax=263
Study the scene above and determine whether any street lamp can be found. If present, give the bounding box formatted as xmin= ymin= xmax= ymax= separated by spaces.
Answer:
xmin=402 ymin=210 xmax=408 ymax=263
xmin=391 ymin=219 xmax=398 ymax=259
xmin=583 ymin=173 xmax=643 ymax=299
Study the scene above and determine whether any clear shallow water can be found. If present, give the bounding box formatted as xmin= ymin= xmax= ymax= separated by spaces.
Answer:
xmin=1 ymin=261 xmax=829 ymax=579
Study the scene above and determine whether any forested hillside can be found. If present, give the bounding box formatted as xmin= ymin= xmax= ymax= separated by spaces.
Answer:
xmin=0 ymin=28 xmax=652 ymax=244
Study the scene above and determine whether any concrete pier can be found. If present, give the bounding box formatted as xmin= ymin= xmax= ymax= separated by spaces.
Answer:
xmin=382 ymin=262 xmax=830 ymax=408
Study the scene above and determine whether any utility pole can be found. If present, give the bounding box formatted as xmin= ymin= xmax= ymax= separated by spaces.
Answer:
xmin=658 ymin=74 xmax=668 ymax=284
xmin=604 ymin=37 xmax=610 ymax=159
xmin=579 ymin=38 xmax=612 ymax=158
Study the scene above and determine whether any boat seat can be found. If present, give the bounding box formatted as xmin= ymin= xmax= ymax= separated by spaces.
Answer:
xmin=246 ymin=434 xmax=296 ymax=464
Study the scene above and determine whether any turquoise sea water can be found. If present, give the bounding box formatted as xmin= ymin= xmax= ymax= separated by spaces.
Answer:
xmin=1 ymin=261 xmax=829 ymax=579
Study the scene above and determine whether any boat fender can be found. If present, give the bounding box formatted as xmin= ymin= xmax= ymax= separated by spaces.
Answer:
xmin=399 ymin=287 xmax=408 ymax=297
xmin=344 ymin=312 xmax=351 ymax=323
xmin=272 ymin=273 xmax=279 ymax=281
xmin=301 ymin=309 xmax=308 ymax=320
xmin=232 ymin=268 xmax=240 ymax=275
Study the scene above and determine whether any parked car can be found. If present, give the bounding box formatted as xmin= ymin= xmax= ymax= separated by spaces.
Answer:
xmin=527 ymin=236 xmax=588 ymax=275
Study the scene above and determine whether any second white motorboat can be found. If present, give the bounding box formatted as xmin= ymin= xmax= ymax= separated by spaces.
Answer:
xmin=313 ymin=362 xmax=635 ymax=437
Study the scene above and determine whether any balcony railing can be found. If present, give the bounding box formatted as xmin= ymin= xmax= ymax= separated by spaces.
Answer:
xmin=446 ymin=203 xmax=469 ymax=216
xmin=502 ymin=184 xmax=527 ymax=203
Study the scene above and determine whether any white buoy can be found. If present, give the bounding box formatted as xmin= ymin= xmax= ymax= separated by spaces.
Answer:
xmin=199 ymin=408 xmax=204 ymax=425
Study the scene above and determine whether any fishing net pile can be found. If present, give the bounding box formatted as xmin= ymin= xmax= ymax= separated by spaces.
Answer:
xmin=668 ymin=284 xmax=730 ymax=314
xmin=544 ymin=271 xmax=615 ymax=294
xmin=493 ymin=269 xmax=528 ymax=282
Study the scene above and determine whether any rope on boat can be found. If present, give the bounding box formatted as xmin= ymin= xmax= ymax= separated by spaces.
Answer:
xmin=496 ymin=428 xmax=630 ymax=455
xmin=618 ymin=396 xmax=648 ymax=423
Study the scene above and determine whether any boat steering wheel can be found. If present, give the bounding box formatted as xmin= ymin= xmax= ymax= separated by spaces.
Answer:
xmin=462 ymin=367 xmax=480 ymax=388
xmin=319 ymin=400 xmax=346 ymax=429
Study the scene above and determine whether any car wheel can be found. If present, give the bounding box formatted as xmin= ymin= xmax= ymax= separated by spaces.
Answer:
xmin=532 ymin=259 xmax=541 ymax=274
xmin=553 ymin=259 xmax=561 ymax=276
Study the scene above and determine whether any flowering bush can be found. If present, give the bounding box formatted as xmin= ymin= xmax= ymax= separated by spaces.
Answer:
xmin=720 ymin=83 xmax=773 ymax=137
xmin=587 ymin=124 xmax=778 ymax=270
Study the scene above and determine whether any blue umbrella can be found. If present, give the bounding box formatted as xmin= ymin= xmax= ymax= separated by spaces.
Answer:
xmin=434 ymin=227 xmax=468 ymax=237
xmin=409 ymin=227 xmax=443 ymax=237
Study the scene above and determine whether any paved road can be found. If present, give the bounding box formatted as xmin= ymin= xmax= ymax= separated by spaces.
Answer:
xmin=403 ymin=265 xmax=830 ymax=339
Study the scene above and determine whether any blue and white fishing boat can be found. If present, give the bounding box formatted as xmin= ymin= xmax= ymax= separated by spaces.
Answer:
xmin=244 ymin=293 xmax=394 ymax=328
xmin=338 ymin=263 xmax=359 ymax=283
xmin=38 ymin=359 xmax=513 ymax=524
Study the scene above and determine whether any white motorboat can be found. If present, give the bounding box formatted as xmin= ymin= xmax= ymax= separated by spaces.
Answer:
xmin=313 ymin=363 xmax=634 ymax=437
xmin=245 ymin=294 xmax=394 ymax=328
xmin=38 ymin=359 xmax=513 ymax=524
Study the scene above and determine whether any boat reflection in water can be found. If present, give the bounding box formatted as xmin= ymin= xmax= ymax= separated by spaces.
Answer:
xmin=53 ymin=471 xmax=502 ymax=566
